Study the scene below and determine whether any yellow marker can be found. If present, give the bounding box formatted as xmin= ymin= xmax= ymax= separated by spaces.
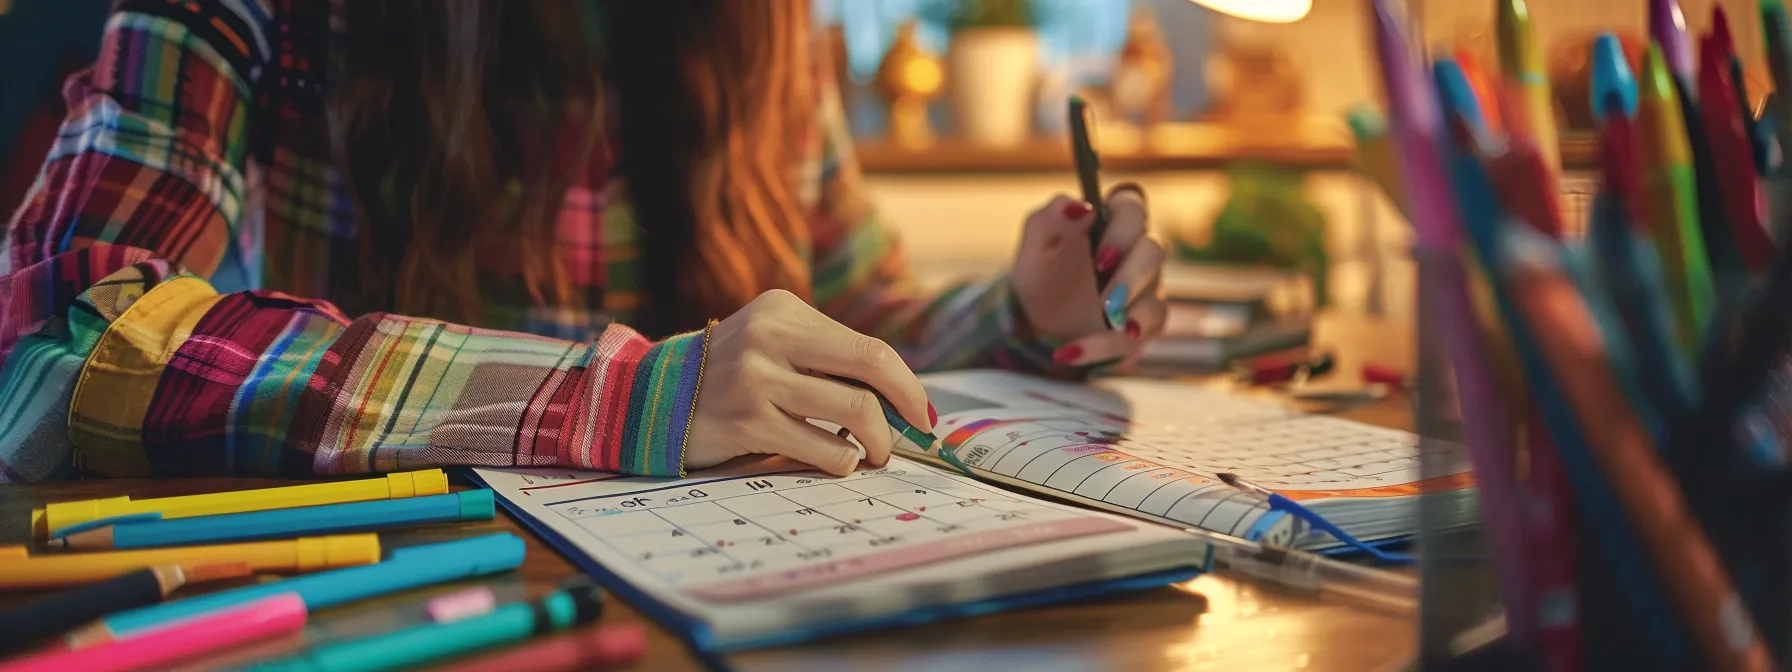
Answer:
xmin=0 ymin=534 xmax=379 ymax=590
xmin=1497 ymin=0 xmax=1560 ymax=169
xmin=31 ymin=470 xmax=448 ymax=539
xmin=1636 ymin=44 xmax=1714 ymax=353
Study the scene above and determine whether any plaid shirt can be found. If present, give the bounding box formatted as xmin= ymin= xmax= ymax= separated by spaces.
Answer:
xmin=0 ymin=0 xmax=1066 ymax=483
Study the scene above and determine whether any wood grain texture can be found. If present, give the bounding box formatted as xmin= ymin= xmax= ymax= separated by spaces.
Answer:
xmin=0 ymin=314 xmax=1420 ymax=671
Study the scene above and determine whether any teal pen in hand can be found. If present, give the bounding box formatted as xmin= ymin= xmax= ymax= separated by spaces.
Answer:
xmin=50 ymin=490 xmax=495 ymax=550
xmin=249 ymin=583 xmax=605 ymax=672
xmin=828 ymin=376 xmax=973 ymax=477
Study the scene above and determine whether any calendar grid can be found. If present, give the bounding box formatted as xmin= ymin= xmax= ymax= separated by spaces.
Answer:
xmin=544 ymin=466 xmax=1071 ymax=589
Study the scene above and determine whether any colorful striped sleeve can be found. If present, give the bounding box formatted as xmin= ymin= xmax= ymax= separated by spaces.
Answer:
xmin=0 ymin=2 xmax=708 ymax=481
xmin=806 ymin=83 xmax=1085 ymax=379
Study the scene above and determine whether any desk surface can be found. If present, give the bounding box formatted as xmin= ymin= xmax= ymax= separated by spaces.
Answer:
xmin=0 ymin=314 xmax=1419 ymax=672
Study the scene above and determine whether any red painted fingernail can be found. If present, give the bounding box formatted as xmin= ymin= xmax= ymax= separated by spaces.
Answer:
xmin=1125 ymin=319 xmax=1141 ymax=339
xmin=1063 ymin=201 xmax=1092 ymax=219
xmin=927 ymin=402 xmax=939 ymax=428
xmin=1094 ymin=246 xmax=1121 ymax=272
xmin=1053 ymin=343 xmax=1084 ymax=366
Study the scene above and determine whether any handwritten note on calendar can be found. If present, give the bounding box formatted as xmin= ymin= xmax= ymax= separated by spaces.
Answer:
xmin=476 ymin=458 xmax=1131 ymax=603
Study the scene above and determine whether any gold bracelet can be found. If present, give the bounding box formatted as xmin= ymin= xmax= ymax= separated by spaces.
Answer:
xmin=676 ymin=319 xmax=718 ymax=478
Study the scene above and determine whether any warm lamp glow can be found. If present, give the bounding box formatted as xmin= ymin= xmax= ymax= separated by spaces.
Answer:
xmin=1187 ymin=0 xmax=1312 ymax=23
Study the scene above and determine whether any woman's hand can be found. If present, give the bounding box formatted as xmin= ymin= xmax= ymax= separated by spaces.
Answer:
xmin=1010 ymin=187 xmax=1168 ymax=370
xmin=685 ymin=290 xmax=935 ymax=476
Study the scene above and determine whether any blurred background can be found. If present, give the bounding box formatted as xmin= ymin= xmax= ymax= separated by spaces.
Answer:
xmin=0 ymin=0 xmax=1774 ymax=325
xmin=810 ymin=0 xmax=1772 ymax=327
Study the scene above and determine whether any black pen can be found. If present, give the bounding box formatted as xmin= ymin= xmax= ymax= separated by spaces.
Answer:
xmin=1069 ymin=96 xmax=1119 ymax=330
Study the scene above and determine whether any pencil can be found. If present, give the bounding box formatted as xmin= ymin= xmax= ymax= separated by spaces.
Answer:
xmin=0 ymin=564 xmax=250 ymax=656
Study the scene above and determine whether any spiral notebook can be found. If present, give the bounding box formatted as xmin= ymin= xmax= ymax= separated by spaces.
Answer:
xmin=471 ymin=456 xmax=1207 ymax=655
xmin=905 ymin=371 xmax=1478 ymax=551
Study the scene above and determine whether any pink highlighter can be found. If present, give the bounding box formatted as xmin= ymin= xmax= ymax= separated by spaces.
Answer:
xmin=0 ymin=593 xmax=306 ymax=672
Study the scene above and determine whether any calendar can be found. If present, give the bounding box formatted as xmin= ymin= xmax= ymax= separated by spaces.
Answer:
xmin=473 ymin=455 xmax=1194 ymax=614
xmin=914 ymin=371 xmax=1479 ymax=547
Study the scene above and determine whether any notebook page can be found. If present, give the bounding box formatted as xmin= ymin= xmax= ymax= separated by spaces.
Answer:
xmin=918 ymin=371 xmax=1477 ymax=543
xmin=475 ymin=456 xmax=1204 ymax=647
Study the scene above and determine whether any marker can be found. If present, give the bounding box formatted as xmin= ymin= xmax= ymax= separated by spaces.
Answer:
xmin=76 ymin=534 xmax=525 ymax=642
xmin=828 ymin=376 xmax=971 ymax=477
xmin=248 ymin=584 xmax=605 ymax=672
xmin=0 ymin=535 xmax=378 ymax=591
xmin=0 ymin=563 xmax=250 ymax=656
xmin=1710 ymin=5 xmax=1754 ymax=134
xmin=1591 ymin=112 xmax=1697 ymax=424
xmin=1590 ymin=34 xmax=1639 ymax=123
xmin=51 ymin=490 xmax=495 ymax=551
xmin=1636 ymin=44 xmax=1714 ymax=355
xmin=1648 ymin=0 xmax=1694 ymax=82
xmin=32 ymin=470 xmax=449 ymax=539
xmin=1697 ymin=34 xmax=1775 ymax=270
xmin=433 ymin=624 xmax=647 ymax=672
xmin=1454 ymin=48 xmax=1502 ymax=132
xmin=1497 ymin=0 xmax=1559 ymax=169
xmin=0 ymin=594 xmax=306 ymax=672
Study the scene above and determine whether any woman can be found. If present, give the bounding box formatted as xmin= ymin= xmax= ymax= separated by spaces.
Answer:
xmin=0 ymin=0 xmax=1166 ymax=482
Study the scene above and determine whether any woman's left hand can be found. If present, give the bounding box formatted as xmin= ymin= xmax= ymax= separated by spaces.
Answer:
xmin=1009 ymin=186 xmax=1167 ymax=371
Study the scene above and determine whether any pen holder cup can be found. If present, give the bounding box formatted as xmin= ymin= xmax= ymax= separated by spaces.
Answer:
xmin=1411 ymin=235 xmax=1792 ymax=670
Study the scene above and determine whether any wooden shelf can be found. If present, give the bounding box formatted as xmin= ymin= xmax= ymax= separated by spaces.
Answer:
xmin=855 ymin=122 xmax=1604 ymax=175
xmin=856 ymin=118 xmax=1355 ymax=174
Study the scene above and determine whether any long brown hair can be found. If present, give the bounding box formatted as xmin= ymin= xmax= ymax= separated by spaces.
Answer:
xmin=335 ymin=0 xmax=814 ymax=336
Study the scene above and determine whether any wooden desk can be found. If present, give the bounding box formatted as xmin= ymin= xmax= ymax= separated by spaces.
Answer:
xmin=0 ymin=314 xmax=1419 ymax=672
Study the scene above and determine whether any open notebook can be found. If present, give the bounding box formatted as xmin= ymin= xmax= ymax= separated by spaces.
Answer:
xmin=471 ymin=457 xmax=1207 ymax=654
xmin=909 ymin=371 xmax=1478 ymax=551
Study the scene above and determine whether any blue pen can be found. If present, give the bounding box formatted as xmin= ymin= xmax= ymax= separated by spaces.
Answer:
xmin=79 ymin=534 xmax=525 ymax=642
xmin=50 ymin=490 xmax=495 ymax=551
xmin=1216 ymin=473 xmax=1413 ymax=564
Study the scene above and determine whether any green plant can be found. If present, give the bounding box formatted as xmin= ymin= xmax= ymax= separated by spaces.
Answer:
xmin=925 ymin=0 xmax=1035 ymax=31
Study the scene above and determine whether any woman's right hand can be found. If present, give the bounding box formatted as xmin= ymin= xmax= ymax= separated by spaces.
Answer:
xmin=684 ymin=290 xmax=935 ymax=476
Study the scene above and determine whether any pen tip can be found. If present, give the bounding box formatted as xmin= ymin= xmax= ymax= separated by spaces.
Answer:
xmin=1217 ymin=472 xmax=1241 ymax=486
xmin=1497 ymin=0 xmax=1528 ymax=27
xmin=1495 ymin=0 xmax=1539 ymax=74
xmin=1591 ymin=33 xmax=1638 ymax=120
xmin=1711 ymin=5 xmax=1735 ymax=53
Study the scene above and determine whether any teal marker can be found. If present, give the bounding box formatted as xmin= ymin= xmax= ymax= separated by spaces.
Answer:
xmin=52 ymin=490 xmax=495 ymax=550
xmin=93 ymin=534 xmax=526 ymax=638
xmin=828 ymin=375 xmax=972 ymax=477
xmin=249 ymin=584 xmax=605 ymax=672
